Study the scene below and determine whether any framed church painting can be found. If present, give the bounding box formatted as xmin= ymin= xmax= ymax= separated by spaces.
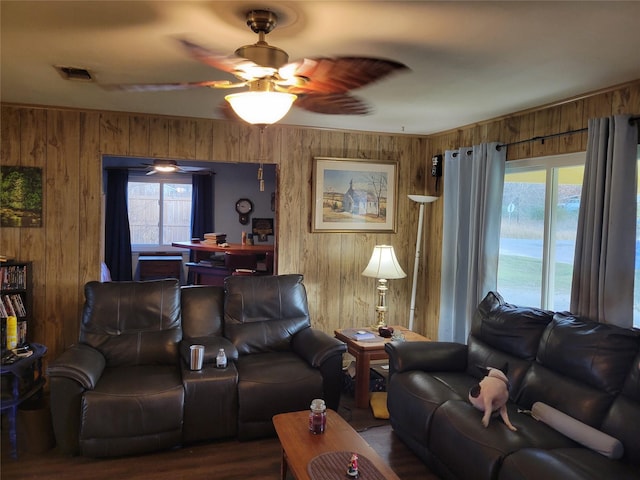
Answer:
xmin=312 ymin=157 xmax=398 ymax=233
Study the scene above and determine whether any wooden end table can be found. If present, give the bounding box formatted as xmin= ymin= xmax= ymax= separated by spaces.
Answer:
xmin=273 ymin=409 xmax=400 ymax=480
xmin=334 ymin=326 xmax=430 ymax=408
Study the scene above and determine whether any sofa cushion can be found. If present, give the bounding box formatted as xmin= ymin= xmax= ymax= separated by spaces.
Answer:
xmin=80 ymin=365 xmax=184 ymax=456
xmin=516 ymin=362 xmax=615 ymax=426
xmin=180 ymin=285 xmax=224 ymax=338
xmin=80 ymin=280 xmax=182 ymax=367
xmin=467 ymin=337 xmax=535 ymax=398
xmin=536 ymin=313 xmax=640 ymax=394
xmin=470 ymin=291 xmax=554 ymax=361
xmin=387 ymin=371 xmax=473 ymax=447
xmin=235 ymin=351 xmax=323 ymax=439
xmin=429 ymin=399 xmax=578 ymax=480
xmin=600 ymin=351 xmax=640 ymax=465
xmin=224 ymin=275 xmax=311 ymax=355
xmin=516 ymin=314 xmax=640 ymax=428
xmin=532 ymin=402 xmax=623 ymax=459
xmin=499 ymin=448 xmax=640 ymax=480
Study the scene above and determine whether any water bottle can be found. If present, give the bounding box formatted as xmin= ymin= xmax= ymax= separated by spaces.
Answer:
xmin=216 ymin=348 xmax=227 ymax=369
xmin=308 ymin=398 xmax=327 ymax=434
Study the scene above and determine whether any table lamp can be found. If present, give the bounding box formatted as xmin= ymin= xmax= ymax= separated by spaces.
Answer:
xmin=362 ymin=245 xmax=406 ymax=328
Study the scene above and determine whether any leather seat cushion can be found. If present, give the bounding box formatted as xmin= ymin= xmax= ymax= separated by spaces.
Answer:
xmin=80 ymin=365 xmax=184 ymax=440
xmin=498 ymin=448 xmax=640 ymax=480
xmin=429 ymin=399 xmax=579 ymax=480
xmin=387 ymin=371 xmax=473 ymax=446
xmin=236 ymin=352 xmax=323 ymax=422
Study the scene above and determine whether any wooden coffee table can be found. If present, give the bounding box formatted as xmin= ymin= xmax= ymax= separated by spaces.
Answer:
xmin=272 ymin=409 xmax=400 ymax=480
xmin=334 ymin=326 xmax=430 ymax=408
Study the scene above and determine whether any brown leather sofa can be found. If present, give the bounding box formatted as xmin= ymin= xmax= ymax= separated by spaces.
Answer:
xmin=385 ymin=291 xmax=640 ymax=480
xmin=48 ymin=274 xmax=346 ymax=457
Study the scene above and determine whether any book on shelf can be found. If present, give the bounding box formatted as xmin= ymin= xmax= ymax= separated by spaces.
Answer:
xmin=1 ymin=264 xmax=27 ymax=290
xmin=2 ymin=295 xmax=16 ymax=317
xmin=10 ymin=294 xmax=26 ymax=317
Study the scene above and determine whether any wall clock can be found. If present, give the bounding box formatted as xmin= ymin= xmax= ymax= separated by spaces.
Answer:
xmin=235 ymin=198 xmax=253 ymax=225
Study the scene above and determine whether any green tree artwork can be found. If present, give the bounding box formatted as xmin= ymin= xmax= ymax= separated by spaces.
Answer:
xmin=0 ymin=166 xmax=43 ymax=227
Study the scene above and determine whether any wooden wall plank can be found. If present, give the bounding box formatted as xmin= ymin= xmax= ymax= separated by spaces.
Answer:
xmin=78 ymin=111 xmax=102 ymax=336
xmin=558 ymin=100 xmax=585 ymax=153
xmin=149 ymin=117 xmax=170 ymax=158
xmin=531 ymin=107 xmax=561 ymax=157
xmin=44 ymin=110 xmax=81 ymax=354
xmin=168 ymin=118 xmax=197 ymax=159
xmin=129 ymin=115 xmax=151 ymax=157
xmin=18 ymin=109 xmax=48 ymax=347
xmin=194 ymin=119 xmax=213 ymax=161
xmin=99 ymin=112 xmax=130 ymax=155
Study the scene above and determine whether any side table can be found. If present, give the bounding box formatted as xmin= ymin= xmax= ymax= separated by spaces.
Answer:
xmin=334 ymin=327 xmax=429 ymax=408
xmin=1 ymin=343 xmax=47 ymax=459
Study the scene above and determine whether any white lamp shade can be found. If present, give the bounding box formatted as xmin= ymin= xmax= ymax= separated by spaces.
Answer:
xmin=225 ymin=91 xmax=297 ymax=125
xmin=362 ymin=245 xmax=407 ymax=279
xmin=408 ymin=194 xmax=438 ymax=204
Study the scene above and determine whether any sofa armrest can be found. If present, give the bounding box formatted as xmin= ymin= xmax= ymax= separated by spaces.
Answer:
xmin=47 ymin=343 xmax=106 ymax=455
xmin=291 ymin=327 xmax=347 ymax=367
xmin=385 ymin=341 xmax=468 ymax=375
xmin=47 ymin=343 xmax=106 ymax=389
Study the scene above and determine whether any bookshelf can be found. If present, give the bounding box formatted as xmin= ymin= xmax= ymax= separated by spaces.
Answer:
xmin=1 ymin=261 xmax=32 ymax=350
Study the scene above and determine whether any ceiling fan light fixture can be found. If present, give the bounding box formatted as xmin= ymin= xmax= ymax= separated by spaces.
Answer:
xmin=154 ymin=160 xmax=178 ymax=173
xmin=225 ymin=91 xmax=297 ymax=125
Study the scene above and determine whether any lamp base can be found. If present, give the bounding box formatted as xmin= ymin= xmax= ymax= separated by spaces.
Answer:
xmin=371 ymin=278 xmax=388 ymax=329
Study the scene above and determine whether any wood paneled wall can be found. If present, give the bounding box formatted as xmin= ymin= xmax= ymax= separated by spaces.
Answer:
xmin=0 ymin=107 xmax=429 ymax=364
xmin=1 ymin=79 xmax=638 ymax=363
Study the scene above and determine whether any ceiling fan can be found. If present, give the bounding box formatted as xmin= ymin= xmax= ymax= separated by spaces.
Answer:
xmin=109 ymin=9 xmax=409 ymax=125
xmin=133 ymin=160 xmax=211 ymax=176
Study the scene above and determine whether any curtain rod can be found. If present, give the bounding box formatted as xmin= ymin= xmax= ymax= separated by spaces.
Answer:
xmin=496 ymin=127 xmax=587 ymax=151
xmin=497 ymin=116 xmax=639 ymax=151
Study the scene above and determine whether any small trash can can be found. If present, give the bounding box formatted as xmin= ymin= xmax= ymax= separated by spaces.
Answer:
xmin=17 ymin=395 xmax=55 ymax=454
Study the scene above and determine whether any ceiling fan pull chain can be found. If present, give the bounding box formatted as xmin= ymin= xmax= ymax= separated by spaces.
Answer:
xmin=258 ymin=126 xmax=265 ymax=191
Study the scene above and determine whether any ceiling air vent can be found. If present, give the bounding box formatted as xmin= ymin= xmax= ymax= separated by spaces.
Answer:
xmin=54 ymin=65 xmax=94 ymax=82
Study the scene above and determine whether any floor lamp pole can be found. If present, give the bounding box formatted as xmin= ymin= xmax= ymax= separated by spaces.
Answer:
xmin=408 ymin=195 xmax=438 ymax=331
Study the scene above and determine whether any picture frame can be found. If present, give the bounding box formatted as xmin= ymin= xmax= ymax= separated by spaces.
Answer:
xmin=312 ymin=157 xmax=398 ymax=233
xmin=0 ymin=166 xmax=43 ymax=228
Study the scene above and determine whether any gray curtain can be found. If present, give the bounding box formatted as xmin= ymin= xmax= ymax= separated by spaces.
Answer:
xmin=438 ymin=142 xmax=506 ymax=342
xmin=570 ymin=115 xmax=638 ymax=328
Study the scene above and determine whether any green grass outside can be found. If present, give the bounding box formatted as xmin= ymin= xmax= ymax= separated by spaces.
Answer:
xmin=498 ymin=255 xmax=573 ymax=294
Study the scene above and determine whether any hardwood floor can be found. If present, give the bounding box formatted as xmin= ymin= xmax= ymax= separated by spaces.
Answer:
xmin=1 ymin=396 xmax=440 ymax=480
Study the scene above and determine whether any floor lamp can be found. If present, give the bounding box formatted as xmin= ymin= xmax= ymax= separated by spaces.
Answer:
xmin=408 ymin=194 xmax=438 ymax=331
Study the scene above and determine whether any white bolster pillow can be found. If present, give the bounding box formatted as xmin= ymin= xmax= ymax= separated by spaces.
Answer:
xmin=531 ymin=402 xmax=623 ymax=459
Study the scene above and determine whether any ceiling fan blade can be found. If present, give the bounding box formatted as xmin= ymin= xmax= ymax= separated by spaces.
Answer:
xmin=281 ymin=57 xmax=408 ymax=95
xmin=104 ymin=80 xmax=242 ymax=92
xmin=178 ymin=38 xmax=262 ymax=81
xmin=145 ymin=170 xmax=157 ymax=176
xmin=294 ymin=93 xmax=371 ymax=115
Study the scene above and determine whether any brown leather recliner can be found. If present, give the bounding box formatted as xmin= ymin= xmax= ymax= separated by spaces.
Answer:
xmin=223 ymin=274 xmax=347 ymax=440
xmin=48 ymin=279 xmax=184 ymax=457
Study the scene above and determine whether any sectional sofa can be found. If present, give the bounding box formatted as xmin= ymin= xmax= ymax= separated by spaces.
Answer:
xmin=385 ymin=291 xmax=640 ymax=480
